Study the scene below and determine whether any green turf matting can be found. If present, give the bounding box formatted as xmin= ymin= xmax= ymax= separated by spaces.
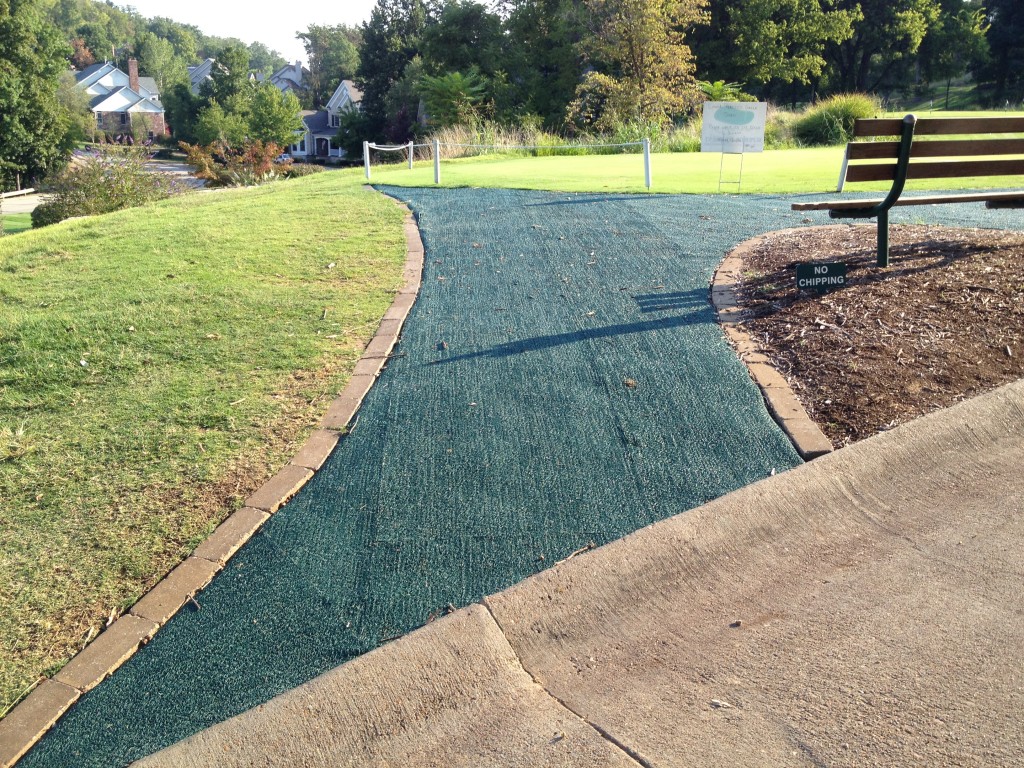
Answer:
xmin=22 ymin=190 xmax=1022 ymax=766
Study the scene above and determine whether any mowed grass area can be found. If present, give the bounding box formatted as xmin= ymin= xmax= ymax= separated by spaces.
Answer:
xmin=371 ymin=132 xmax=1024 ymax=196
xmin=1 ymin=213 xmax=32 ymax=235
xmin=0 ymin=170 xmax=406 ymax=714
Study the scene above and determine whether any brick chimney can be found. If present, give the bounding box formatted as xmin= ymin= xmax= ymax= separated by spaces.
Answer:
xmin=128 ymin=58 xmax=139 ymax=92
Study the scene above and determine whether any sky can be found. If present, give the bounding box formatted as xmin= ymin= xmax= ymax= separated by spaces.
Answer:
xmin=122 ymin=0 xmax=379 ymax=66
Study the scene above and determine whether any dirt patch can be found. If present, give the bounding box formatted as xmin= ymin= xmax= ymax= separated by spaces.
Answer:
xmin=734 ymin=224 xmax=1024 ymax=447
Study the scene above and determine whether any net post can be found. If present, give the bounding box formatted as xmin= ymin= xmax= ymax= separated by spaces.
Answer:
xmin=363 ymin=141 xmax=370 ymax=180
xmin=407 ymin=141 xmax=414 ymax=170
xmin=433 ymin=139 xmax=441 ymax=184
xmin=643 ymin=138 xmax=652 ymax=190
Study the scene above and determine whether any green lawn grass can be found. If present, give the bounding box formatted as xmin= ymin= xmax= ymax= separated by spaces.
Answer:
xmin=369 ymin=142 xmax=1024 ymax=196
xmin=1 ymin=213 xmax=32 ymax=235
xmin=0 ymin=170 xmax=406 ymax=714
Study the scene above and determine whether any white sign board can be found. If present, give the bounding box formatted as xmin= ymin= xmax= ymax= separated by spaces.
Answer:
xmin=701 ymin=102 xmax=768 ymax=153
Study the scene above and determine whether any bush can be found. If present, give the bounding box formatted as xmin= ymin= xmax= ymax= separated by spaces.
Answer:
xmin=281 ymin=163 xmax=325 ymax=178
xmin=31 ymin=146 xmax=186 ymax=228
xmin=794 ymin=93 xmax=882 ymax=146
xmin=179 ymin=140 xmax=287 ymax=187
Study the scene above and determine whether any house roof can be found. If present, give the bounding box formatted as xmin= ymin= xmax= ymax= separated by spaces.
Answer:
xmin=138 ymin=76 xmax=158 ymax=95
xmin=89 ymin=86 xmax=163 ymax=114
xmin=188 ymin=58 xmax=216 ymax=92
xmin=342 ymin=80 xmax=363 ymax=103
xmin=271 ymin=62 xmax=307 ymax=87
xmin=302 ymin=110 xmax=332 ymax=133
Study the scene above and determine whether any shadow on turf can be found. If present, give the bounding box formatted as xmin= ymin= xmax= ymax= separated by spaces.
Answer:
xmin=429 ymin=289 xmax=708 ymax=365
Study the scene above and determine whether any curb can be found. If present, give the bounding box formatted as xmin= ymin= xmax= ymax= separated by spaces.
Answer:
xmin=712 ymin=228 xmax=834 ymax=460
xmin=0 ymin=193 xmax=425 ymax=768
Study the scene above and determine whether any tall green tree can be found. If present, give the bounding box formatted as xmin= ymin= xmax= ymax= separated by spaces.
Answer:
xmin=0 ymin=0 xmax=74 ymax=190
xmin=138 ymin=31 xmax=182 ymax=91
xmin=569 ymin=0 xmax=709 ymax=129
xmin=200 ymin=43 xmax=251 ymax=104
xmin=419 ymin=0 xmax=504 ymax=75
xmin=979 ymin=0 xmax=1024 ymax=104
xmin=297 ymin=24 xmax=360 ymax=108
xmin=358 ymin=0 xmax=427 ymax=135
xmin=248 ymin=82 xmax=303 ymax=145
xmin=247 ymin=41 xmax=286 ymax=76
xmin=504 ymin=0 xmax=588 ymax=126
xmin=917 ymin=0 xmax=988 ymax=107
xmin=823 ymin=0 xmax=941 ymax=92
xmin=726 ymin=0 xmax=860 ymax=90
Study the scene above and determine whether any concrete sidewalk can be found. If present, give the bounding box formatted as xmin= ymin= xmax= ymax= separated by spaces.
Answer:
xmin=138 ymin=378 xmax=1024 ymax=767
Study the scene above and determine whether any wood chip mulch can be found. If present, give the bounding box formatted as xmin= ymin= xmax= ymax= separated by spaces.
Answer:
xmin=734 ymin=224 xmax=1024 ymax=447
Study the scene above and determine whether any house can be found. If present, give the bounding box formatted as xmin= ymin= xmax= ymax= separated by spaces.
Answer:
xmin=288 ymin=80 xmax=363 ymax=160
xmin=187 ymin=58 xmax=215 ymax=95
xmin=75 ymin=59 xmax=166 ymax=138
xmin=270 ymin=61 xmax=309 ymax=98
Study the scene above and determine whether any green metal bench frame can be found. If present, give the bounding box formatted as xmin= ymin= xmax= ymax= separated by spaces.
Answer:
xmin=792 ymin=114 xmax=1024 ymax=267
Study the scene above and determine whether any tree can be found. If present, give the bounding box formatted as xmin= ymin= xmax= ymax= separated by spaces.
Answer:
xmin=247 ymin=41 xmax=286 ymax=76
xmin=138 ymin=31 xmax=182 ymax=92
xmin=358 ymin=0 xmax=428 ymax=136
xmin=823 ymin=0 xmax=941 ymax=92
xmin=298 ymin=24 xmax=360 ymax=108
xmin=504 ymin=0 xmax=588 ymax=126
xmin=419 ymin=0 xmax=504 ymax=76
xmin=69 ymin=35 xmax=94 ymax=68
xmin=917 ymin=0 xmax=988 ymax=108
xmin=163 ymin=81 xmax=202 ymax=141
xmin=571 ymin=0 xmax=709 ymax=129
xmin=194 ymin=101 xmax=249 ymax=146
xmin=56 ymin=69 xmax=94 ymax=144
xmin=978 ymin=0 xmax=1023 ymax=104
xmin=199 ymin=43 xmax=251 ymax=104
xmin=726 ymin=0 xmax=860 ymax=89
xmin=383 ymin=56 xmax=428 ymax=140
xmin=418 ymin=67 xmax=488 ymax=126
xmin=0 ymin=0 xmax=74 ymax=190
xmin=248 ymin=83 xmax=303 ymax=145
xmin=334 ymin=106 xmax=372 ymax=157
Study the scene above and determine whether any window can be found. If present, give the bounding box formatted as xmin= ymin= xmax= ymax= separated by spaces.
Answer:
xmin=299 ymin=139 xmax=306 ymax=152
xmin=120 ymin=112 xmax=128 ymax=125
xmin=95 ymin=112 xmax=102 ymax=126
xmin=331 ymin=113 xmax=340 ymax=128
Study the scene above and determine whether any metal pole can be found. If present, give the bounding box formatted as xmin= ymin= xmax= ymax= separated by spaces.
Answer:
xmin=363 ymin=141 xmax=370 ymax=180
xmin=408 ymin=141 xmax=414 ymax=170
xmin=433 ymin=139 xmax=441 ymax=185
xmin=643 ymin=138 xmax=651 ymax=190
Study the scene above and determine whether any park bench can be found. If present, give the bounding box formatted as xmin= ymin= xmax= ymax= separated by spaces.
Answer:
xmin=791 ymin=114 xmax=1024 ymax=266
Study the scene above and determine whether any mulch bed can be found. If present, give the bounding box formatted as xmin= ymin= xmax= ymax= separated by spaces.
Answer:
xmin=734 ymin=224 xmax=1024 ymax=447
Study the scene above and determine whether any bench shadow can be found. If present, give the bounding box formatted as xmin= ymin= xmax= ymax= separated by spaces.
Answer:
xmin=428 ymin=288 xmax=709 ymax=365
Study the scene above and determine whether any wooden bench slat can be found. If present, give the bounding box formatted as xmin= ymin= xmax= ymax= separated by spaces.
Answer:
xmin=854 ymin=116 xmax=1024 ymax=137
xmin=846 ymin=158 xmax=1024 ymax=183
xmin=792 ymin=190 xmax=1024 ymax=212
xmin=848 ymin=138 xmax=1024 ymax=160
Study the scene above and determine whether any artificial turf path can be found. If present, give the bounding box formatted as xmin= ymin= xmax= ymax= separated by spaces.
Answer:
xmin=22 ymin=189 xmax=1020 ymax=765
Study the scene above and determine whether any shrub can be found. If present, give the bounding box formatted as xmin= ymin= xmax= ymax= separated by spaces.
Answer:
xmin=179 ymin=140 xmax=287 ymax=187
xmin=281 ymin=163 xmax=325 ymax=179
xmin=794 ymin=93 xmax=882 ymax=146
xmin=31 ymin=146 xmax=185 ymax=228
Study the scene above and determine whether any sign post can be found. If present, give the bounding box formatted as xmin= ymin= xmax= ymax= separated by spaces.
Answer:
xmin=701 ymin=102 xmax=767 ymax=191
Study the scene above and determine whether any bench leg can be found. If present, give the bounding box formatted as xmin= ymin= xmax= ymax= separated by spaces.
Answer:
xmin=877 ymin=210 xmax=889 ymax=268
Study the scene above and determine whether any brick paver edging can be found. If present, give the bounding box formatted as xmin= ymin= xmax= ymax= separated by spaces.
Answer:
xmin=712 ymin=228 xmax=835 ymax=461
xmin=0 ymin=196 xmax=425 ymax=768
